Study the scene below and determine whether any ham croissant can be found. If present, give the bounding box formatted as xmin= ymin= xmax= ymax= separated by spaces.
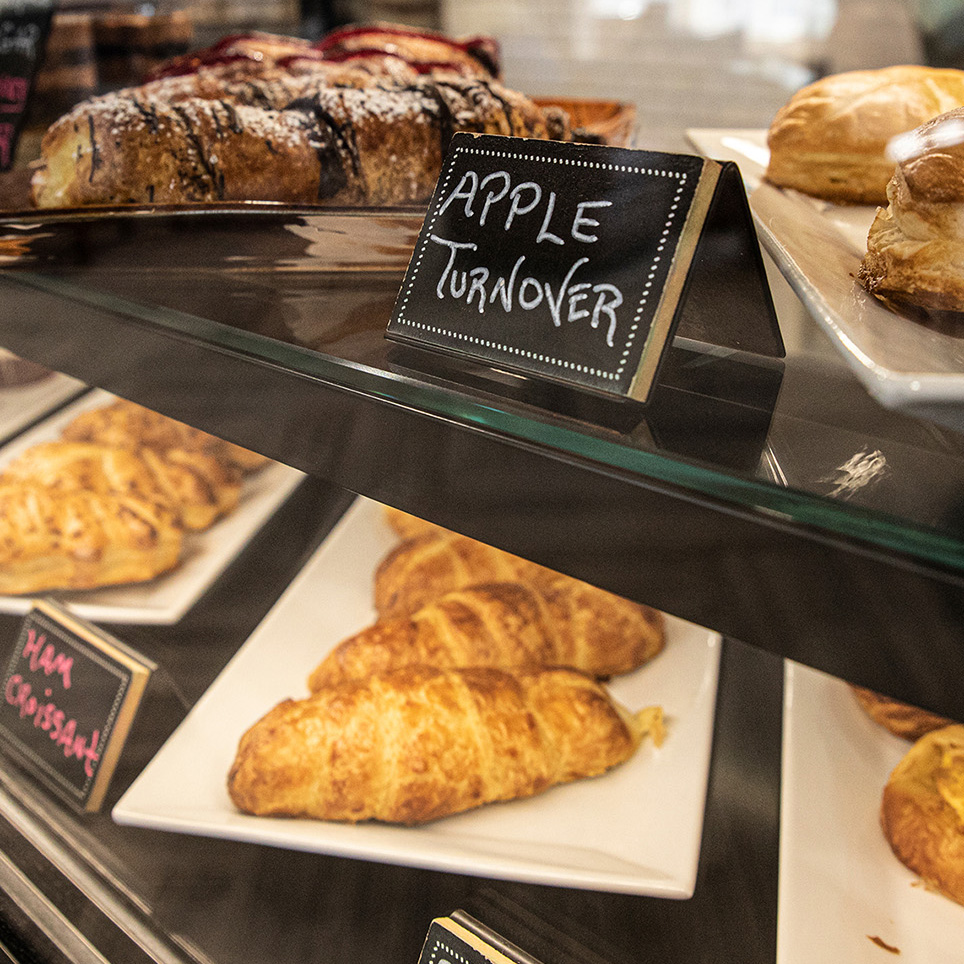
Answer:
xmin=308 ymin=580 xmax=665 ymax=689
xmin=0 ymin=440 xmax=240 ymax=532
xmin=228 ymin=664 xmax=663 ymax=824
xmin=0 ymin=480 xmax=183 ymax=594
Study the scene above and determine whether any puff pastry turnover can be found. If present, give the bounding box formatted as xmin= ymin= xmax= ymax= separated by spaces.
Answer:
xmin=0 ymin=480 xmax=183 ymax=595
xmin=228 ymin=664 xmax=662 ymax=824
xmin=766 ymin=65 xmax=964 ymax=204
xmin=881 ymin=724 xmax=964 ymax=906
xmin=61 ymin=398 xmax=268 ymax=474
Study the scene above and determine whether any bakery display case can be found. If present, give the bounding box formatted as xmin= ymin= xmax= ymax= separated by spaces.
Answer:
xmin=0 ymin=3 xmax=962 ymax=964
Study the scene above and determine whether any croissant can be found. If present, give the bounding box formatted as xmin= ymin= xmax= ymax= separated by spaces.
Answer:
xmin=1 ymin=440 xmax=239 ymax=532
xmin=228 ymin=664 xmax=663 ymax=824
xmin=881 ymin=724 xmax=964 ymax=906
xmin=31 ymin=73 xmax=571 ymax=208
xmin=61 ymin=399 xmax=268 ymax=474
xmin=374 ymin=532 xmax=663 ymax=655
xmin=381 ymin=505 xmax=448 ymax=541
xmin=0 ymin=480 xmax=183 ymax=594
xmin=309 ymin=580 xmax=664 ymax=689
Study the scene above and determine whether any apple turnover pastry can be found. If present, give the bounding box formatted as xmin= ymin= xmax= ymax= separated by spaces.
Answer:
xmin=228 ymin=664 xmax=663 ymax=824
xmin=0 ymin=480 xmax=183 ymax=595
xmin=881 ymin=724 xmax=964 ymax=906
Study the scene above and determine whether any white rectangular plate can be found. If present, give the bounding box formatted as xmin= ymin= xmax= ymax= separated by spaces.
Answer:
xmin=779 ymin=661 xmax=964 ymax=962
xmin=687 ymin=128 xmax=964 ymax=434
xmin=114 ymin=496 xmax=721 ymax=897
xmin=0 ymin=389 xmax=305 ymax=624
xmin=0 ymin=372 xmax=86 ymax=444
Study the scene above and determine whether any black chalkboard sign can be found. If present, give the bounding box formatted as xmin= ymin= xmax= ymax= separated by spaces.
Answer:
xmin=0 ymin=600 xmax=154 ymax=811
xmin=419 ymin=914 xmax=544 ymax=964
xmin=0 ymin=0 xmax=55 ymax=170
xmin=388 ymin=132 xmax=780 ymax=403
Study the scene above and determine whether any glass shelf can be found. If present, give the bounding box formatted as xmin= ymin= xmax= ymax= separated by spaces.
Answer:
xmin=0 ymin=206 xmax=962 ymax=718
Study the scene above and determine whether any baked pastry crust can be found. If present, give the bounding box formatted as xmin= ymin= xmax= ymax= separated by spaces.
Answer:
xmin=373 ymin=532 xmax=664 ymax=663
xmin=61 ymin=399 xmax=268 ymax=474
xmin=851 ymin=685 xmax=955 ymax=741
xmin=0 ymin=480 xmax=183 ymax=594
xmin=228 ymin=664 xmax=661 ymax=824
xmin=858 ymin=106 xmax=964 ymax=313
xmin=1 ymin=440 xmax=239 ymax=531
xmin=31 ymin=72 xmax=571 ymax=208
xmin=881 ymin=724 xmax=964 ymax=905
xmin=308 ymin=579 xmax=665 ymax=689
xmin=766 ymin=65 xmax=964 ymax=204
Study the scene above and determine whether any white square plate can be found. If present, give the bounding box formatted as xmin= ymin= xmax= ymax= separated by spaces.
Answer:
xmin=779 ymin=661 xmax=964 ymax=962
xmin=114 ymin=496 xmax=722 ymax=896
xmin=0 ymin=372 xmax=86 ymax=444
xmin=0 ymin=388 xmax=305 ymax=624
xmin=687 ymin=128 xmax=964 ymax=434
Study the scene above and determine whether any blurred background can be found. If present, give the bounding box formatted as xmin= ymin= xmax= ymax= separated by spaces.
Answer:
xmin=31 ymin=0 xmax=962 ymax=154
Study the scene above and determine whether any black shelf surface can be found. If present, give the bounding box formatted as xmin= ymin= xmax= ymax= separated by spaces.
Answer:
xmin=0 ymin=207 xmax=962 ymax=720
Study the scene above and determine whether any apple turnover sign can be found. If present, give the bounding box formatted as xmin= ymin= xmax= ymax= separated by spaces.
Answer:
xmin=389 ymin=132 xmax=717 ymax=401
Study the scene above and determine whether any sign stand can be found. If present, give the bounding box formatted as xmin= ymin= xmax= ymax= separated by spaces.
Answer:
xmin=0 ymin=600 xmax=155 ymax=812
xmin=0 ymin=0 xmax=56 ymax=171
xmin=418 ymin=913 xmax=546 ymax=964
xmin=388 ymin=132 xmax=782 ymax=413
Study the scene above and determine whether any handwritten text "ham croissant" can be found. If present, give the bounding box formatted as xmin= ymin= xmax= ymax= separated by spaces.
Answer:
xmin=430 ymin=170 xmax=624 ymax=346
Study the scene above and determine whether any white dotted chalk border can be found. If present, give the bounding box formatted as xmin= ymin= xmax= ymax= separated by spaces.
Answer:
xmin=426 ymin=938 xmax=471 ymax=964
xmin=394 ymin=144 xmax=688 ymax=384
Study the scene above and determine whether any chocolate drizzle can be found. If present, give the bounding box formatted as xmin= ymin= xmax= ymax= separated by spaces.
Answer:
xmin=172 ymin=104 xmax=225 ymax=200
xmin=86 ymin=115 xmax=101 ymax=182
xmin=285 ymin=94 xmax=360 ymax=201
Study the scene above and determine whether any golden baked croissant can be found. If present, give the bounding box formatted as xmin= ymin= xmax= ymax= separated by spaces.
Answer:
xmin=309 ymin=580 xmax=664 ymax=689
xmin=1 ymin=440 xmax=239 ymax=532
xmin=766 ymin=65 xmax=964 ymax=204
xmin=30 ymin=73 xmax=572 ymax=208
xmin=0 ymin=480 xmax=183 ymax=595
xmin=373 ymin=532 xmax=664 ymax=660
xmin=228 ymin=664 xmax=663 ymax=824
xmin=61 ymin=399 xmax=268 ymax=474
xmin=381 ymin=505 xmax=448 ymax=541
xmin=881 ymin=724 xmax=964 ymax=906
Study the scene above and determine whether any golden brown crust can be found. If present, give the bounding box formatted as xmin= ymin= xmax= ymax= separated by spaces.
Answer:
xmin=228 ymin=664 xmax=656 ymax=824
xmin=61 ymin=399 xmax=268 ymax=474
xmin=372 ymin=531 xmax=665 ymax=671
xmin=381 ymin=505 xmax=448 ymax=541
xmin=851 ymin=685 xmax=955 ymax=742
xmin=766 ymin=65 xmax=964 ymax=204
xmin=0 ymin=440 xmax=239 ymax=532
xmin=881 ymin=724 xmax=964 ymax=906
xmin=0 ymin=480 xmax=183 ymax=594
xmin=308 ymin=578 xmax=663 ymax=688
xmin=30 ymin=73 xmax=571 ymax=208
xmin=857 ymin=106 xmax=964 ymax=313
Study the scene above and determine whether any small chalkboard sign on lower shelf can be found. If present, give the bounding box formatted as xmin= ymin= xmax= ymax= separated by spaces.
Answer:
xmin=419 ymin=913 xmax=545 ymax=964
xmin=388 ymin=132 xmax=782 ymax=406
xmin=0 ymin=0 xmax=55 ymax=170
xmin=0 ymin=600 xmax=154 ymax=812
